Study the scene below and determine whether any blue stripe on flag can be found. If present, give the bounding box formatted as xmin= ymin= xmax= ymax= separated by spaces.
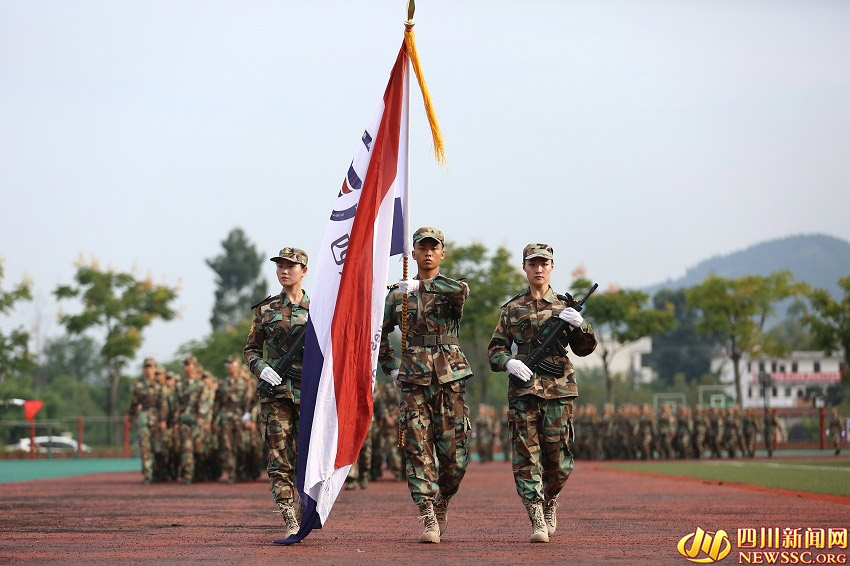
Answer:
xmin=347 ymin=163 xmax=362 ymax=191
xmin=274 ymin=320 xmax=323 ymax=546
xmin=389 ymin=196 xmax=404 ymax=256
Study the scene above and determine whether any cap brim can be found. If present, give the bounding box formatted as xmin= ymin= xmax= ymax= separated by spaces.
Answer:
xmin=524 ymin=253 xmax=553 ymax=261
xmin=414 ymin=236 xmax=442 ymax=245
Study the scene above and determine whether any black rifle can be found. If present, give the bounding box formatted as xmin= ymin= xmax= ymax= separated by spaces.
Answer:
xmin=257 ymin=324 xmax=307 ymax=398
xmin=523 ymin=283 xmax=598 ymax=375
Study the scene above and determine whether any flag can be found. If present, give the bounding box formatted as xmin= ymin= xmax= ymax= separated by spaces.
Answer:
xmin=24 ymin=400 xmax=43 ymax=422
xmin=275 ymin=42 xmax=411 ymax=545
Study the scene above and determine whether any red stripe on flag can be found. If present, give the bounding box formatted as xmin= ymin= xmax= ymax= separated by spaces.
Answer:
xmin=330 ymin=45 xmax=406 ymax=469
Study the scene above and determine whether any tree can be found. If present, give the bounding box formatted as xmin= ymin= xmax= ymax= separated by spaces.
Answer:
xmin=440 ymin=242 xmax=526 ymax=405
xmin=804 ymin=275 xmax=850 ymax=383
xmin=207 ymin=228 xmax=268 ymax=331
xmin=0 ymin=261 xmax=33 ymax=383
xmin=644 ymin=288 xmax=714 ymax=385
xmin=35 ymin=335 xmax=106 ymax=388
xmin=55 ymin=260 xmax=178 ymax=441
xmin=576 ymin=276 xmax=674 ymax=404
xmin=686 ymin=271 xmax=798 ymax=405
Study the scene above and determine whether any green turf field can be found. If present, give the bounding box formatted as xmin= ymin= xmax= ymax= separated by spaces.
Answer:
xmin=0 ymin=458 xmax=141 ymax=484
xmin=606 ymin=458 xmax=850 ymax=497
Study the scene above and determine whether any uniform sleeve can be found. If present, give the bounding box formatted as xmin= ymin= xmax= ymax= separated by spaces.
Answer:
xmin=488 ymin=306 xmax=513 ymax=372
xmin=421 ymin=277 xmax=468 ymax=319
xmin=127 ymin=385 xmax=139 ymax=417
xmin=568 ymin=320 xmax=597 ymax=357
xmin=378 ymin=289 xmax=400 ymax=375
xmin=243 ymin=307 xmax=269 ymax=377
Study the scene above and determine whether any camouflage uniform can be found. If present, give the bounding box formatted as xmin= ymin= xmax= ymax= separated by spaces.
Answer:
xmin=657 ymin=406 xmax=675 ymax=459
xmin=764 ymin=410 xmax=778 ymax=457
xmin=379 ymin=268 xmax=473 ymax=512
xmin=488 ymin=283 xmax=597 ymax=506
xmin=177 ymin=357 xmax=213 ymax=483
xmin=741 ymin=409 xmax=759 ymax=458
xmin=239 ymin=366 xmax=264 ymax=481
xmin=128 ymin=358 xmax=159 ymax=484
xmin=244 ymin=270 xmax=309 ymax=507
xmin=217 ymin=356 xmax=249 ymax=482
xmin=475 ymin=405 xmax=496 ymax=463
xmin=380 ymin=381 xmax=405 ymax=480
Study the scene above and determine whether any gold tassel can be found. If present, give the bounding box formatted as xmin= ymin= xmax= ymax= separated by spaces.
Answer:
xmin=404 ymin=25 xmax=446 ymax=167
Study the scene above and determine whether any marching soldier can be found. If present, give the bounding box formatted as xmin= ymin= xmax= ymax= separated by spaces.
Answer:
xmin=741 ymin=408 xmax=759 ymax=458
xmin=127 ymin=357 xmax=159 ymax=484
xmin=177 ymin=355 xmax=209 ymax=484
xmin=244 ymin=247 xmax=309 ymax=538
xmin=764 ymin=408 xmax=778 ymax=458
xmin=488 ymin=243 xmax=597 ymax=543
xmin=379 ymin=227 xmax=473 ymax=544
xmin=217 ymin=355 xmax=248 ymax=483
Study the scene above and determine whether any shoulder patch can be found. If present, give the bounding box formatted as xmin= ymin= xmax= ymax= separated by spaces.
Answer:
xmin=501 ymin=291 xmax=527 ymax=309
xmin=250 ymin=295 xmax=273 ymax=310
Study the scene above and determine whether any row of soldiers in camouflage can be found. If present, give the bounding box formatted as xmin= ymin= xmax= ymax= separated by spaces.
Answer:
xmin=569 ymin=404 xmax=785 ymax=461
xmin=127 ymin=354 xmax=264 ymax=485
xmin=233 ymin=233 xmax=597 ymax=545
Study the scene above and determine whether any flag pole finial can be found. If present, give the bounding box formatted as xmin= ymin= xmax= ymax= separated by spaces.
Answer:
xmin=405 ymin=0 xmax=415 ymax=28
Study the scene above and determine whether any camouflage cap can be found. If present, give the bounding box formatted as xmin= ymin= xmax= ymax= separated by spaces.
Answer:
xmin=412 ymin=227 xmax=444 ymax=246
xmin=523 ymin=243 xmax=554 ymax=261
xmin=270 ymin=247 xmax=308 ymax=267
xmin=224 ymin=354 xmax=239 ymax=365
xmin=142 ymin=357 xmax=157 ymax=367
xmin=183 ymin=355 xmax=198 ymax=366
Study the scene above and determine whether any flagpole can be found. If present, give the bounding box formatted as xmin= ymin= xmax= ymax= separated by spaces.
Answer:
xmin=401 ymin=0 xmax=414 ymax=353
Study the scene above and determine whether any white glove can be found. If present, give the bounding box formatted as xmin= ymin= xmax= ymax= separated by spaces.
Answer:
xmin=399 ymin=279 xmax=420 ymax=294
xmin=506 ymin=359 xmax=533 ymax=382
xmin=241 ymin=412 xmax=251 ymax=425
xmin=260 ymin=367 xmax=282 ymax=386
xmin=390 ymin=369 xmax=401 ymax=388
xmin=559 ymin=307 xmax=584 ymax=328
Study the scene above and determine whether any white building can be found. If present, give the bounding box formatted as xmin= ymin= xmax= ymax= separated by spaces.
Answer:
xmin=571 ymin=335 xmax=656 ymax=384
xmin=710 ymin=351 xmax=843 ymax=408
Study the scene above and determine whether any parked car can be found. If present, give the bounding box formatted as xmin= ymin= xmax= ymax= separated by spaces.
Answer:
xmin=4 ymin=436 xmax=91 ymax=454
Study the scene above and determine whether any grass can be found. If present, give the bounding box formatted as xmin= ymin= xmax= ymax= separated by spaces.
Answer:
xmin=605 ymin=457 xmax=850 ymax=497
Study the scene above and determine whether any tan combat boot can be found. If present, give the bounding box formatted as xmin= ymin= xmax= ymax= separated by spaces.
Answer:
xmin=433 ymin=493 xmax=449 ymax=535
xmin=543 ymin=498 xmax=558 ymax=536
xmin=418 ymin=503 xmax=441 ymax=544
xmin=526 ymin=501 xmax=549 ymax=543
xmin=278 ymin=503 xmax=299 ymax=537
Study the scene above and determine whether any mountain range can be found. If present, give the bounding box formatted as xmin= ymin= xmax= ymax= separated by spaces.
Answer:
xmin=646 ymin=233 xmax=850 ymax=298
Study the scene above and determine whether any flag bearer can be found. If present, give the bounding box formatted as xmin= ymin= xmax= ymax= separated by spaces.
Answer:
xmin=379 ymin=227 xmax=473 ymax=544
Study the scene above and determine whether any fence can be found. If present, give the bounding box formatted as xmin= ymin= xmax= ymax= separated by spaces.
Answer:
xmin=0 ymin=416 xmax=132 ymax=459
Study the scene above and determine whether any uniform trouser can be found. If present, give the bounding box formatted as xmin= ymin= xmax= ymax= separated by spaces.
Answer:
xmin=400 ymin=379 xmax=470 ymax=510
xmin=220 ymin=417 xmax=239 ymax=477
xmin=509 ymin=395 xmax=574 ymax=505
xmin=179 ymin=422 xmax=199 ymax=481
xmin=260 ymin=398 xmax=298 ymax=505
xmin=136 ymin=415 xmax=153 ymax=481
xmin=347 ymin=425 xmax=373 ymax=481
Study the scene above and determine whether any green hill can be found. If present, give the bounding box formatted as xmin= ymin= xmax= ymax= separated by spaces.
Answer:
xmin=647 ymin=233 xmax=850 ymax=297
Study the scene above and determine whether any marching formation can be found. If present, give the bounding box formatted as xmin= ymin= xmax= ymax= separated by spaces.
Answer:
xmin=131 ymin=233 xmax=599 ymax=544
xmin=126 ymin=354 xmax=264 ymax=485
xmin=571 ymin=404 xmax=785 ymax=460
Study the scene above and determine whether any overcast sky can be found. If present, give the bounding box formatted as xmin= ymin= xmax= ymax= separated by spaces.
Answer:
xmin=2 ymin=1 xmax=849 ymax=367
